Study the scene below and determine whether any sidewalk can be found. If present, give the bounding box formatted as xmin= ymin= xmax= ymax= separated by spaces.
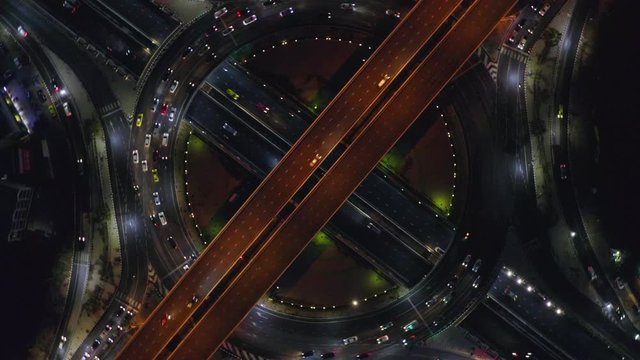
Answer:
xmin=522 ymin=0 xmax=640 ymax=330
xmin=41 ymin=47 xmax=125 ymax=358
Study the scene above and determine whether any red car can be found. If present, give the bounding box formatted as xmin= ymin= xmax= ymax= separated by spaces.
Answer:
xmin=160 ymin=102 xmax=169 ymax=116
xmin=161 ymin=313 xmax=171 ymax=327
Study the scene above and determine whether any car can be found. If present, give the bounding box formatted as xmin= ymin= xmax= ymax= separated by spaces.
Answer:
xmin=263 ymin=0 xmax=279 ymax=6
xmin=376 ymin=335 xmax=389 ymax=344
xmin=320 ymin=353 xmax=335 ymax=359
xmin=161 ymin=68 xmax=173 ymax=82
xmin=106 ymin=337 xmax=114 ymax=344
xmin=377 ymin=73 xmax=391 ymax=87
xmin=168 ymin=107 xmax=177 ymax=122
xmin=340 ymin=3 xmax=356 ymax=10
xmin=136 ymin=114 xmax=144 ymax=127
xmin=256 ymin=102 xmax=270 ymax=113
xmin=153 ymin=149 xmax=160 ymax=162
xmin=530 ymin=0 xmax=543 ymax=11
xmin=226 ymin=88 xmax=240 ymax=100
xmin=132 ymin=150 xmax=139 ymax=164
xmin=104 ymin=322 xmax=113 ymax=332
xmin=539 ymin=2 xmax=551 ymax=16
xmin=446 ymin=277 xmax=456 ymax=289
xmin=528 ymin=20 xmax=540 ymax=34
xmin=559 ymin=163 xmax=568 ymax=180
xmin=187 ymin=294 xmax=199 ymax=308
xmin=154 ymin=119 xmax=161 ymax=128
xmin=517 ymin=36 xmax=528 ymax=50
xmin=51 ymin=78 xmax=60 ymax=92
xmin=167 ymin=236 xmax=177 ymax=249
xmin=160 ymin=313 xmax=171 ymax=327
xmin=115 ymin=305 xmax=126 ymax=317
xmin=516 ymin=19 xmax=526 ymax=29
xmin=223 ymin=122 xmax=238 ymax=136
xmin=152 ymin=191 xmax=161 ymax=205
xmin=379 ymin=321 xmax=394 ymax=331
xmin=221 ymin=26 xmax=235 ymax=36
xmin=242 ymin=14 xmax=258 ymax=26
xmin=403 ymin=320 xmax=418 ymax=332
xmin=462 ymin=254 xmax=472 ymax=267
xmin=197 ymin=43 xmax=211 ymax=56
xmin=508 ymin=30 xmax=518 ymax=43
xmin=472 ymin=259 xmax=482 ymax=272
xmin=343 ymin=335 xmax=358 ymax=345
xmin=472 ymin=275 xmax=481 ymax=288
xmin=442 ymin=292 xmax=453 ymax=303
xmin=385 ymin=9 xmax=401 ymax=18
xmin=62 ymin=102 xmax=73 ymax=117
xmin=214 ymin=7 xmax=227 ymax=19
xmin=402 ymin=335 xmax=417 ymax=346
xmin=300 ymin=350 xmax=314 ymax=358
xmin=615 ymin=306 xmax=626 ymax=320
xmin=616 ymin=277 xmax=625 ymax=290
xmin=144 ymin=134 xmax=151 ymax=147
xmin=587 ymin=266 xmax=598 ymax=280
xmin=279 ymin=7 xmax=294 ymax=16
xmin=160 ymin=102 xmax=169 ymax=115
xmin=151 ymin=98 xmax=159 ymax=112
xmin=236 ymin=7 xmax=251 ymax=17
xmin=141 ymin=160 xmax=148 ymax=172
xmin=17 ymin=25 xmax=28 ymax=38
xmin=169 ymin=80 xmax=179 ymax=93
xmin=356 ymin=353 xmax=370 ymax=359
xmin=91 ymin=339 xmax=101 ymax=350
xmin=150 ymin=214 xmax=160 ymax=227
xmin=37 ymin=89 xmax=47 ymax=103
xmin=152 ymin=168 xmax=160 ymax=182
xmin=158 ymin=212 xmax=167 ymax=226
xmin=181 ymin=46 xmax=193 ymax=59
xmin=309 ymin=153 xmax=322 ymax=167
xmin=162 ymin=132 xmax=169 ymax=147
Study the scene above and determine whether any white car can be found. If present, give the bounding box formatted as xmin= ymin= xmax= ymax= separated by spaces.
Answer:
xmin=342 ymin=336 xmax=358 ymax=345
xmin=376 ymin=335 xmax=389 ymax=344
xmin=169 ymin=80 xmax=179 ymax=93
xmin=242 ymin=14 xmax=258 ymax=26
xmin=168 ymin=107 xmax=176 ymax=122
xmin=141 ymin=160 xmax=148 ymax=172
xmin=132 ymin=150 xmax=139 ymax=164
xmin=152 ymin=192 xmax=160 ymax=206
xmin=214 ymin=7 xmax=227 ymax=19
xmin=158 ymin=211 xmax=167 ymax=226
xmin=162 ymin=132 xmax=169 ymax=147
xmin=144 ymin=134 xmax=151 ymax=147
xmin=17 ymin=25 xmax=28 ymax=38
xmin=517 ymin=36 xmax=528 ymax=50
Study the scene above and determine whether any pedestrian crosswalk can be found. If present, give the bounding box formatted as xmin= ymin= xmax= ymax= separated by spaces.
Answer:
xmin=478 ymin=48 xmax=498 ymax=83
xmin=116 ymin=294 xmax=142 ymax=311
xmin=98 ymin=100 xmax=121 ymax=117
xmin=500 ymin=45 xmax=529 ymax=63
xmin=221 ymin=341 xmax=270 ymax=360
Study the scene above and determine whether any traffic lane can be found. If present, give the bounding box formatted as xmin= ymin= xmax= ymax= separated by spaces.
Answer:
xmin=490 ymin=274 xmax=620 ymax=360
xmin=28 ymin=0 xmax=148 ymax=74
xmin=3 ymin=0 xmax=117 ymax=104
xmin=121 ymin=0 xmax=466 ymax=356
xmin=96 ymin=0 xmax=178 ymax=40
xmin=330 ymin=204 xmax=431 ymax=286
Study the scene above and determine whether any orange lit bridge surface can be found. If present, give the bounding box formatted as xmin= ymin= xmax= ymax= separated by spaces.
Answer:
xmin=117 ymin=0 xmax=464 ymax=358
xmin=168 ymin=0 xmax=517 ymax=358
